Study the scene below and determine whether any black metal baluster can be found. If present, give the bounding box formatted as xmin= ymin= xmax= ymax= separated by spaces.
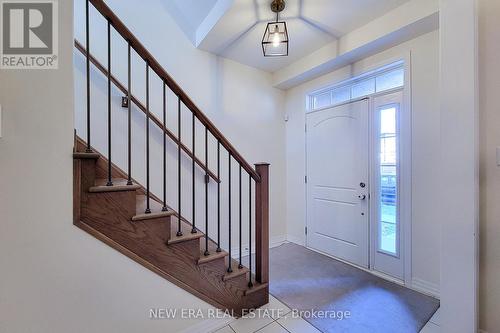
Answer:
xmin=204 ymin=128 xmax=209 ymax=256
xmin=191 ymin=111 xmax=197 ymax=234
xmin=248 ymin=174 xmax=253 ymax=288
xmin=216 ymin=141 xmax=221 ymax=253
xmin=162 ymin=82 xmax=167 ymax=210
xmin=145 ymin=62 xmax=151 ymax=214
xmin=127 ymin=42 xmax=132 ymax=186
xmin=85 ymin=0 xmax=91 ymax=153
xmin=228 ymin=153 xmax=232 ymax=273
xmin=106 ymin=20 xmax=113 ymax=186
xmin=177 ymin=96 xmax=183 ymax=236
xmin=238 ymin=164 xmax=243 ymax=269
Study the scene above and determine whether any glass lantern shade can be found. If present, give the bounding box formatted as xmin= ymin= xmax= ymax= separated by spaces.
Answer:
xmin=262 ymin=21 xmax=288 ymax=57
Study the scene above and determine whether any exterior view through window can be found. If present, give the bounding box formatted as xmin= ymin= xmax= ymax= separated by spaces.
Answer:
xmin=379 ymin=106 xmax=398 ymax=254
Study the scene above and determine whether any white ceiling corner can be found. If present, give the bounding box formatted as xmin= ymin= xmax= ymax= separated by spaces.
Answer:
xmin=159 ymin=0 xmax=220 ymax=44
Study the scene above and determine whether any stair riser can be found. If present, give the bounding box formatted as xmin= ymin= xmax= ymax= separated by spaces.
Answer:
xmin=82 ymin=191 xmax=136 ymax=223
xmin=242 ymin=287 xmax=269 ymax=313
xmin=79 ymin=159 xmax=97 ymax=193
xmin=201 ymin=257 xmax=253 ymax=293
xmin=168 ymin=238 xmax=201 ymax=262
xmin=73 ymin=160 xmax=82 ymax=224
xmin=225 ymin=273 xmax=250 ymax=290
xmin=74 ymin=157 xmax=97 ymax=224
xmin=135 ymin=217 xmax=171 ymax=241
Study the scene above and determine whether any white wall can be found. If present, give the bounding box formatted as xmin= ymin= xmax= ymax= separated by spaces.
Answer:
xmin=439 ymin=0 xmax=479 ymax=331
xmin=0 ymin=1 xmax=224 ymax=333
xmin=478 ymin=0 xmax=500 ymax=331
xmin=284 ymin=31 xmax=441 ymax=296
xmin=73 ymin=0 xmax=287 ymax=254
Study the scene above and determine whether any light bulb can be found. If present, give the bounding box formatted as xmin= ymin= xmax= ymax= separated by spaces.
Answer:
xmin=272 ymin=33 xmax=280 ymax=47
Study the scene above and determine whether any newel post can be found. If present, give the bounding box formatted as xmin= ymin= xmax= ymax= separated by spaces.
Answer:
xmin=255 ymin=163 xmax=270 ymax=284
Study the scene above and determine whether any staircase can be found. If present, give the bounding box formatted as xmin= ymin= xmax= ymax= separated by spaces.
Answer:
xmin=73 ymin=0 xmax=270 ymax=315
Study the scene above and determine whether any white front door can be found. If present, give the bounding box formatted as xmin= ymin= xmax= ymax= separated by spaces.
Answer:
xmin=306 ymin=99 xmax=370 ymax=268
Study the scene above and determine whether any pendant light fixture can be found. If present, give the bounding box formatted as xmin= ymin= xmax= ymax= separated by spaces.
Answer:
xmin=262 ymin=0 xmax=289 ymax=57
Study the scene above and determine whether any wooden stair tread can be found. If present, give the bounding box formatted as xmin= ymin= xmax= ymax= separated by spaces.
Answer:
xmin=73 ymin=152 xmax=100 ymax=159
xmin=197 ymin=239 xmax=228 ymax=265
xmin=132 ymin=195 xmax=174 ymax=221
xmin=89 ymin=178 xmax=141 ymax=193
xmin=223 ymin=265 xmax=249 ymax=281
xmin=244 ymin=282 xmax=268 ymax=296
xmin=167 ymin=217 xmax=205 ymax=245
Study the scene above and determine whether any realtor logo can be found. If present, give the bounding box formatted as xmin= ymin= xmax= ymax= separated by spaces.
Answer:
xmin=1 ymin=0 xmax=58 ymax=69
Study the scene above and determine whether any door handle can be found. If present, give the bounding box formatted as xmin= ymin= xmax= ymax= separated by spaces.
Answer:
xmin=358 ymin=194 xmax=366 ymax=200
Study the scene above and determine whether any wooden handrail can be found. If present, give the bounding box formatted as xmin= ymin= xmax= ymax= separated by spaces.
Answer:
xmin=74 ymin=40 xmax=220 ymax=183
xmin=88 ymin=0 xmax=261 ymax=183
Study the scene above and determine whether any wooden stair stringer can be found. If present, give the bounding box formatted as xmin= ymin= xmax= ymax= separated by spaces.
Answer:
xmin=74 ymin=220 xmax=229 ymax=311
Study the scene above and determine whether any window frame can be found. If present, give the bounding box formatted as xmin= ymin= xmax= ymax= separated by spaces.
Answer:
xmin=307 ymin=61 xmax=405 ymax=113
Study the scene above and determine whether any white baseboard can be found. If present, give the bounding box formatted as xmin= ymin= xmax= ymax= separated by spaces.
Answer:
xmin=270 ymin=235 xmax=287 ymax=248
xmin=177 ymin=316 xmax=234 ymax=333
xmin=286 ymin=234 xmax=305 ymax=246
xmin=305 ymin=245 xmax=441 ymax=300
xmin=410 ymin=278 xmax=440 ymax=299
xmin=230 ymin=235 xmax=287 ymax=259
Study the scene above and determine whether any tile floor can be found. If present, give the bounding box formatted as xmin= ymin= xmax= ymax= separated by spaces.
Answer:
xmin=419 ymin=308 xmax=441 ymax=333
xmin=215 ymin=296 xmax=320 ymax=333
xmin=214 ymin=297 xmax=441 ymax=333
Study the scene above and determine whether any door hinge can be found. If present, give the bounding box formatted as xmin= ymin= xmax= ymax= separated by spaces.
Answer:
xmin=305 ymin=123 xmax=307 ymax=132
xmin=305 ymin=175 xmax=307 ymax=183
xmin=305 ymin=226 xmax=308 ymax=235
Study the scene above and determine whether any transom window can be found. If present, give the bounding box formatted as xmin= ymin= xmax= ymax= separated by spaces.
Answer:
xmin=308 ymin=62 xmax=404 ymax=112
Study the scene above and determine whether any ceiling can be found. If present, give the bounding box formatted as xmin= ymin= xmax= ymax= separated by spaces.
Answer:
xmin=159 ymin=0 xmax=219 ymax=42
xmin=176 ymin=0 xmax=219 ymax=32
xmin=164 ymin=0 xmax=412 ymax=73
